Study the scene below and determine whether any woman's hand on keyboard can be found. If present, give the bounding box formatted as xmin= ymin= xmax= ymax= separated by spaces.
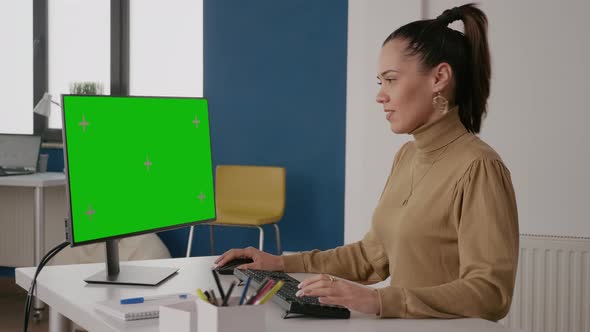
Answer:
xmin=214 ymin=247 xmax=285 ymax=271
xmin=296 ymin=274 xmax=381 ymax=315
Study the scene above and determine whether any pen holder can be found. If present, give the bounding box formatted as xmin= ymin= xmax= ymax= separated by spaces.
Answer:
xmin=159 ymin=301 xmax=198 ymax=332
xmin=197 ymin=296 xmax=266 ymax=332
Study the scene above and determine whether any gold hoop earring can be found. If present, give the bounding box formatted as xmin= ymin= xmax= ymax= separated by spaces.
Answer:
xmin=433 ymin=92 xmax=449 ymax=114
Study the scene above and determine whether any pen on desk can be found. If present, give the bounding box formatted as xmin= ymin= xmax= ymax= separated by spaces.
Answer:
xmin=211 ymin=269 xmax=226 ymax=300
xmin=256 ymin=280 xmax=284 ymax=305
xmin=239 ymin=276 xmax=252 ymax=305
xmin=120 ymin=293 xmax=189 ymax=305
xmin=222 ymin=281 xmax=237 ymax=306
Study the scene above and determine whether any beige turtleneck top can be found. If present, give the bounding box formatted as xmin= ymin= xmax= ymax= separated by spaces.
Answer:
xmin=283 ymin=108 xmax=519 ymax=320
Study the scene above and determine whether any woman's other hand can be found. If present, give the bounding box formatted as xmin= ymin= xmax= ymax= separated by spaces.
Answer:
xmin=296 ymin=274 xmax=381 ymax=315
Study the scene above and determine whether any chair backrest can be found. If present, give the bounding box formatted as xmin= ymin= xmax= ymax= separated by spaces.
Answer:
xmin=215 ymin=165 xmax=286 ymax=218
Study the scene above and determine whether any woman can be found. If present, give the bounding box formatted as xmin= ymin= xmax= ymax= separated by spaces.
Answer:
xmin=215 ymin=3 xmax=518 ymax=320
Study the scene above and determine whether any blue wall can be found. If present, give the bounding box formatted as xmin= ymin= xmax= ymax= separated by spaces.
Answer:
xmin=170 ymin=0 xmax=348 ymax=257
xmin=1 ymin=0 xmax=348 ymax=271
xmin=176 ymin=0 xmax=348 ymax=255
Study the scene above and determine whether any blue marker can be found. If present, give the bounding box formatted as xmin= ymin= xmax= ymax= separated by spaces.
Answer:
xmin=120 ymin=293 xmax=189 ymax=305
xmin=239 ymin=276 xmax=252 ymax=305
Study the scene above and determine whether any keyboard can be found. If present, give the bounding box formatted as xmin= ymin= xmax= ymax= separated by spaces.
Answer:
xmin=233 ymin=269 xmax=350 ymax=319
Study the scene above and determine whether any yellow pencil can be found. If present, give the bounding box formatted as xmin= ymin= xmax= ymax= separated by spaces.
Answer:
xmin=196 ymin=288 xmax=208 ymax=302
xmin=256 ymin=280 xmax=284 ymax=305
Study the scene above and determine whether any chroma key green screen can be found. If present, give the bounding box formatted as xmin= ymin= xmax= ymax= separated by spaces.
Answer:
xmin=62 ymin=95 xmax=216 ymax=245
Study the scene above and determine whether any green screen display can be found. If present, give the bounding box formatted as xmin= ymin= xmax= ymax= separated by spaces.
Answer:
xmin=62 ymin=95 xmax=215 ymax=245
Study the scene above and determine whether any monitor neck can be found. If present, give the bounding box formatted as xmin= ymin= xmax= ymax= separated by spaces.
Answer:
xmin=105 ymin=239 xmax=120 ymax=278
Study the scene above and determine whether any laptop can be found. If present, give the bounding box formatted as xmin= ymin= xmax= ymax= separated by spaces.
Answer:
xmin=0 ymin=134 xmax=42 ymax=176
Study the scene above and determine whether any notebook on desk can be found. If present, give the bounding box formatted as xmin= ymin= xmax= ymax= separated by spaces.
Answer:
xmin=95 ymin=294 xmax=195 ymax=321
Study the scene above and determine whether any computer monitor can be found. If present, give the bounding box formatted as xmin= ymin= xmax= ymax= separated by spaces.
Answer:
xmin=61 ymin=95 xmax=216 ymax=285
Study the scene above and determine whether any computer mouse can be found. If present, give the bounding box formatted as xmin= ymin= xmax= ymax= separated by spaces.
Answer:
xmin=215 ymin=257 xmax=254 ymax=275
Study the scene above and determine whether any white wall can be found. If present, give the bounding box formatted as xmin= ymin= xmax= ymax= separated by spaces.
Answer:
xmin=129 ymin=0 xmax=203 ymax=97
xmin=345 ymin=0 xmax=590 ymax=244
xmin=0 ymin=0 xmax=33 ymax=134
xmin=344 ymin=0 xmax=421 ymax=243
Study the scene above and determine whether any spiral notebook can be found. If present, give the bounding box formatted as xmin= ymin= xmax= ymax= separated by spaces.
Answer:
xmin=95 ymin=294 xmax=195 ymax=321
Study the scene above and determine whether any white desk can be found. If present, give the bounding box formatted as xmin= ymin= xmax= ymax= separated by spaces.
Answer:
xmin=16 ymin=256 xmax=523 ymax=332
xmin=0 ymin=172 xmax=66 ymax=318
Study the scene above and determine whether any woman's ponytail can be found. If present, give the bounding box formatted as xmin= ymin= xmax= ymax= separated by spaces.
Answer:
xmin=458 ymin=4 xmax=491 ymax=133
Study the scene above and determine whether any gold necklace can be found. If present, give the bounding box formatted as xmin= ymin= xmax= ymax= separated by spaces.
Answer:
xmin=402 ymin=144 xmax=450 ymax=206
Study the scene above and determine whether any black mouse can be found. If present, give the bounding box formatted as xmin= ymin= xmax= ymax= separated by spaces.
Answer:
xmin=215 ymin=257 xmax=254 ymax=275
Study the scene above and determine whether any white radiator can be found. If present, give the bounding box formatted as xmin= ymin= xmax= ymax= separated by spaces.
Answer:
xmin=501 ymin=234 xmax=590 ymax=332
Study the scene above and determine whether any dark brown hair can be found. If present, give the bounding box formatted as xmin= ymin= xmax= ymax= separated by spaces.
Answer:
xmin=384 ymin=4 xmax=490 ymax=133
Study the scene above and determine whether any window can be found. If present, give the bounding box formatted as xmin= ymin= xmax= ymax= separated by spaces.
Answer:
xmin=48 ymin=0 xmax=111 ymax=129
xmin=3 ymin=0 xmax=203 ymax=141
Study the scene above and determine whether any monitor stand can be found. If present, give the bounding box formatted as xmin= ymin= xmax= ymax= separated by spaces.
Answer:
xmin=84 ymin=239 xmax=178 ymax=286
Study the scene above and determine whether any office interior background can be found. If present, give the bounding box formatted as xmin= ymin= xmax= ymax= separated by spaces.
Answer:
xmin=1 ymin=0 xmax=588 ymax=332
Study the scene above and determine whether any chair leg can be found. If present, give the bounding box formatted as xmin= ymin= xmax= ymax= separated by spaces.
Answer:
xmin=273 ymin=223 xmax=282 ymax=255
xmin=186 ymin=225 xmax=195 ymax=258
xmin=209 ymin=225 xmax=215 ymax=256
xmin=257 ymin=226 xmax=265 ymax=252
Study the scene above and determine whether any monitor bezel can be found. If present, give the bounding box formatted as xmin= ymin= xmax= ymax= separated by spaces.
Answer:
xmin=61 ymin=94 xmax=216 ymax=247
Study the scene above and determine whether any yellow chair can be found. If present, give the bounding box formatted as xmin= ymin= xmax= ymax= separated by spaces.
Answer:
xmin=186 ymin=165 xmax=286 ymax=256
